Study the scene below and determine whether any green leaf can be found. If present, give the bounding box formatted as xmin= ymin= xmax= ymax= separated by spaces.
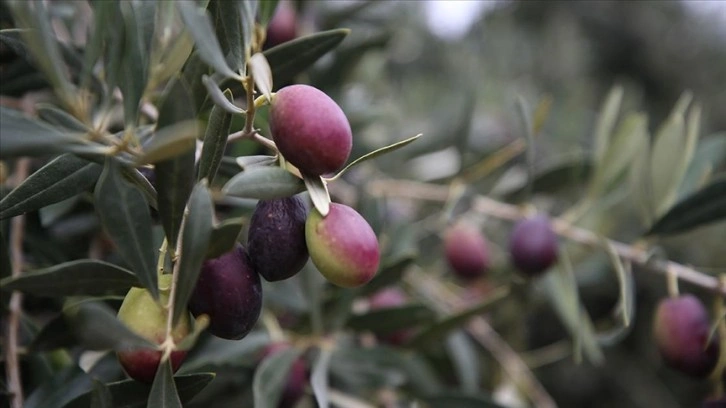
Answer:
xmin=250 ymin=52 xmax=273 ymax=101
xmin=238 ymin=0 xmax=259 ymax=66
xmin=500 ymin=153 xmax=593 ymax=201
xmin=595 ymin=112 xmax=648 ymax=193
xmin=303 ymin=173 xmax=331 ymax=217
xmin=136 ymin=120 xmax=201 ymax=165
xmin=119 ymin=1 xmax=153 ymax=127
xmin=407 ymin=286 xmax=509 ymax=348
xmin=628 ymin=134 xmax=653 ymax=224
xmin=0 ymin=259 xmax=139 ymax=297
xmin=202 ymin=76 xmax=247 ymax=114
xmin=36 ymin=103 xmax=89 ymax=131
xmin=223 ymin=166 xmax=305 ymax=200
xmin=0 ymin=107 xmax=97 ymax=159
xmin=209 ymin=0 xmax=244 ymax=74
xmin=593 ymin=85 xmax=623 ymax=167
xmin=90 ymin=380 xmax=113 ymax=408
xmin=173 ymin=181 xmax=214 ymax=326
xmin=445 ymin=331 xmax=480 ymax=393
xmin=0 ymin=154 xmax=102 ymax=219
xmin=177 ymin=1 xmax=241 ymax=79
xmin=148 ymin=360 xmax=183 ymax=408
xmin=30 ymin=313 xmax=77 ymax=351
xmin=258 ymin=0 xmax=280 ymax=26
xmin=311 ymin=347 xmax=333 ymax=408
xmin=235 ymin=155 xmax=278 ymax=170
xmin=65 ymin=373 xmax=216 ymax=408
xmin=206 ymin=217 xmax=244 ymax=259
xmin=678 ymin=133 xmax=726 ymax=198
xmin=253 ymin=347 xmax=303 ymax=408
xmin=95 ymin=158 xmax=158 ymax=299
xmin=65 ymin=300 xmax=156 ymax=351
xmin=156 ymin=78 xmax=197 ymax=245
xmin=24 ymin=365 xmax=92 ymax=408
xmin=264 ymin=28 xmax=349 ymax=86
xmin=198 ymin=90 xmax=233 ymax=184
xmin=346 ymin=305 xmax=435 ymax=335
xmin=328 ymin=134 xmax=422 ymax=181
xmin=647 ymin=178 xmax=726 ymax=236
xmin=179 ymin=331 xmax=269 ymax=372
xmin=421 ymin=392 xmax=505 ymax=408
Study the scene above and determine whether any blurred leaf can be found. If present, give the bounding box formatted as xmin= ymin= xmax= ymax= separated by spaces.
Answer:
xmin=500 ymin=153 xmax=592 ymax=201
xmin=24 ymin=365 xmax=92 ymax=408
xmin=122 ymin=166 xmax=158 ymax=210
xmin=647 ymin=178 xmax=726 ymax=236
xmin=0 ymin=107 xmax=97 ymax=159
xmin=678 ymin=133 xmax=726 ymax=198
xmin=147 ymin=360 xmax=182 ymax=408
xmin=136 ymin=120 xmax=201 ymax=165
xmin=30 ymin=313 xmax=76 ymax=351
xmin=357 ymin=252 xmax=416 ymax=297
xmin=421 ymin=392 xmax=505 ymax=408
xmin=253 ymin=347 xmax=303 ymax=408
xmin=446 ymin=331 xmax=480 ymax=393
xmin=181 ymin=52 xmax=212 ymax=114
xmin=65 ymin=373 xmax=215 ymax=408
xmin=264 ymin=28 xmax=349 ymax=86
xmin=629 ymin=135 xmax=653 ymax=224
xmin=408 ymin=286 xmax=509 ymax=348
xmin=90 ymin=380 xmax=113 ymax=408
xmin=36 ymin=103 xmax=89 ymax=132
xmin=180 ymin=331 xmax=269 ymax=372
xmin=235 ymin=155 xmax=278 ymax=170
xmin=202 ymin=76 xmax=247 ymax=114
xmin=303 ymin=173 xmax=331 ymax=217
xmin=250 ymin=52 xmax=273 ymax=101
xmin=516 ymin=96 xmax=536 ymax=198
xmin=258 ymin=0 xmax=280 ymax=26
xmin=311 ymin=347 xmax=333 ymax=408
xmin=198 ymin=90 xmax=233 ymax=184
xmin=119 ymin=1 xmax=153 ymax=127
xmin=0 ymin=154 xmax=101 ymax=219
xmin=65 ymin=301 xmax=156 ymax=351
xmin=238 ymin=0 xmax=259 ymax=66
xmin=156 ymin=78 xmax=197 ymax=245
xmin=178 ymin=1 xmax=241 ymax=79
xmin=173 ymin=181 xmax=214 ymax=326
xmin=595 ymin=112 xmax=648 ymax=193
xmin=347 ymin=305 xmax=435 ymax=335
xmin=223 ymin=166 xmax=305 ymax=200
xmin=176 ymin=314 xmax=210 ymax=351
xmin=597 ymin=257 xmax=636 ymax=346
xmin=95 ymin=158 xmax=158 ymax=299
xmin=593 ymin=86 xmax=623 ymax=166
xmin=328 ymin=134 xmax=422 ymax=182
xmin=0 ymin=259 xmax=138 ymax=297
xmin=206 ymin=217 xmax=244 ymax=259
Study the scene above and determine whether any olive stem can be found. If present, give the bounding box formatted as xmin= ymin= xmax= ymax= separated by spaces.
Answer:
xmin=5 ymin=158 xmax=30 ymax=408
xmin=368 ymin=179 xmax=725 ymax=295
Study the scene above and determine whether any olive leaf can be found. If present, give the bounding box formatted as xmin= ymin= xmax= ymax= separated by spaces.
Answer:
xmin=249 ymin=52 xmax=273 ymax=101
xmin=303 ymin=173 xmax=331 ymax=217
xmin=223 ymin=166 xmax=306 ymax=200
xmin=326 ymin=134 xmax=422 ymax=182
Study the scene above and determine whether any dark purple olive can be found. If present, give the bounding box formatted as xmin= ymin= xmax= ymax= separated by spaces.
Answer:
xmin=248 ymin=196 xmax=309 ymax=281
xmin=188 ymin=244 xmax=262 ymax=340
xmin=263 ymin=0 xmax=298 ymax=49
xmin=509 ymin=215 xmax=558 ymax=276
xmin=653 ymin=295 xmax=719 ymax=377
xmin=443 ymin=223 xmax=490 ymax=280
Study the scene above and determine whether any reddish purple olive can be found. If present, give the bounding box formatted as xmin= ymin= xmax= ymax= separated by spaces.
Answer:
xmin=653 ymin=294 xmax=719 ymax=377
xmin=443 ymin=223 xmax=490 ymax=280
xmin=116 ymin=276 xmax=190 ymax=383
xmin=259 ymin=342 xmax=308 ymax=408
xmin=270 ymin=85 xmax=352 ymax=176
xmin=247 ymin=196 xmax=309 ymax=281
xmin=509 ymin=215 xmax=558 ymax=276
xmin=188 ymin=244 xmax=262 ymax=340
xmin=263 ymin=0 xmax=298 ymax=49
xmin=306 ymin=203 xmax=380 ymax=288
xmin=369 ymin=287 xmax=415 ymax=345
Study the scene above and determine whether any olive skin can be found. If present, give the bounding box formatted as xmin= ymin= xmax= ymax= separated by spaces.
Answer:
xmin=188 ymin=244 xmax=262 ymax=340
xmin=443 ymin=223 xmax=490 ymax=280
xmin=306 ymin=203 xmax=380 ymax=288
xmin=247 ymin=196 xmax=309 ymax=282
xmin=509 ymin=215 xmax=558 ymax=276
xmin=653 ymin=295 xmax=719 ymax=377
xmin=259 ymin=342 xmax=308 ymax=408
xmin=270 ymin=85 xmax=352 ymax=176
xmin=263 ymin=0 xmax=298 ymax=49
xmin=116 ymin=276 xmax=190 ymax=383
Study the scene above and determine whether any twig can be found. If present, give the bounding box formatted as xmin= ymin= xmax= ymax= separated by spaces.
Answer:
xmin=368 ymin=179 xmax=725 ymax=295
xmin=5 ymin=158 xmax=31 ymax=408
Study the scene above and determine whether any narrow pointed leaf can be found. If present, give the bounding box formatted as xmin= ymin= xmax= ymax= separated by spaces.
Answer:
xmin=0 ymin=259 xmax=139 ymax=297
xmin=177 ymin=1 xmax=240 ymax=79
xmin=593 ymin=86 xmax=623 ymax=166
xmin=597 ymin=112 xmax=648 ymax=192
xmin=253 ymin=347 xmax=303 ymax=408
xmin=0 ymin=154 xmax=102 ymax=219
xmin=679 ymin=133 xmax=726 ymax=197
xmin=136 ymin=120 xmax=201 ymax=165
xmin=206 ymin=217 xmax=244 ymax=259
xmin=223 ymin=166 xmax=305 ymax=200
xmin=95 ymin=159 xmax=158 ymax=299
xmin=24 ymin=366 xmax=92 ymax=408
xmin=36 ymin=104 xmax=89 ymax=131
xmin=173 ymin=181 xmax=214 ymax=326
xmin=311 ymin=347 xmax=333 ymax=408
xmin=264 ymin=29 xmax=350 ymax=86
xmin=347 ymin=305 xmax=435 ymax=335
xmin=148 ymin=360 xmax=182 ymax=408
xmin=119 ymin=1 xmax=153 ymax=127
xmin=0 ymin=107 xmax=93 ymax=159
xmin=238 ymin=0 xmax=258 ymax=65
xmin=647 ymin=178 xmax=726 ymax=236
xmin=250 ymin=52 xmax=273 ymax=101
xmin=179 ymin=331 xmax=269 ymax=372
xmin=328 ymin=134 xmax=422 ymax=181
xmin=209 ymin=0 xmax=244 ymax=74
xmin=65 ymin=301 xmax=156 ymax=351
xmin=303 ymin=173 xmax=330 ymax=216
xmin=446 ymin=331 xmax=480 ymax=393
xmin=235 ymin=155 xmax=278 ymax=170
xmin=258 ymin=0 xmax=280 ymax=26
xmin=90 ymin=380 xmax=113 ymax=408
xmin=202 ymin=75 xmax=247 ymax=114
xmin=198 ymin=90 xmax=233 ymax=184
xmin=65 ymin=373 xmax=215 ymax=408
xmin=423 ymin=392 xmax=505 ymax=408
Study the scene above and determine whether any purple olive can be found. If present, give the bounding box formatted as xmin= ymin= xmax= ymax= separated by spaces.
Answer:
xmin=509 ymin=215 xmax=558 ymax=276
xmin=653 ymin=295 xmax=719 ymax=377
xmin=306 ymin=203 xmax=380 ymax=287
xmin=270 ymin=85 xmax=352 ymax=176
xmin=263 ymin=0 xmax=298 ymax=49
xmin=247 ymin=196 xmax=309 ymax=281
xmin=443 ymin=223 xmax=490 ymax=280
xmin=188 ymin=244 xmax=262 ymax=340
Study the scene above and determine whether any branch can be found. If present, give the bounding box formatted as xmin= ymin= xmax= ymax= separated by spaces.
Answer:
xmin=368 ymin=179 xmax=725 ymax=295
